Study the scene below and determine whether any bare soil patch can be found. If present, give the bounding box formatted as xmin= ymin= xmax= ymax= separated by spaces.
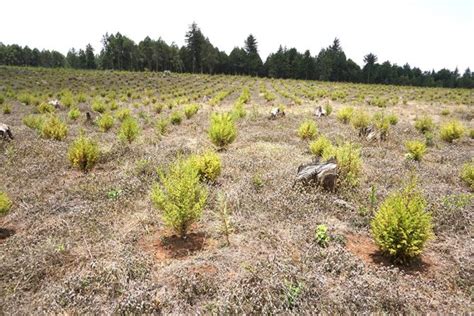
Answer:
xmin=140 ymin=229 xmax=211 ymax=260
xmin=346 ymin=233 xmax=437 ymax=276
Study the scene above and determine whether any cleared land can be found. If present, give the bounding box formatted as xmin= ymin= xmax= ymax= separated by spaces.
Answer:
xmin=0 ymin=66 xmax=473 ymax=314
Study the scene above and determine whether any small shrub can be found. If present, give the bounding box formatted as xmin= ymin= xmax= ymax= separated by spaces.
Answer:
xmin=38 ymin=102 xmax=55 ymax=114
xmin=460 ymin=161 xmax=474 ymax=190
xmin=97 ymin=113 xmax=115 ymax=132
xmin=440 ymin=120 xmax=464 ymax=143
xmin=61 ymin=92 xmax=74 ymax=108
xmin=0 ymin=191 xmax=12 ymax=215
xmin=153 ymin=103 xmax=164 ymax=113
xmin=371 ymin=179 xmax=433 ymax=262
xmin=184 ymin=104 xmax=199 ymax=119
xmin=414 ymin=116 xmax=435 ymax=134
xmin=150 ymin=158 xmax=208 ymax=237
xmin=351 ymin=110 xmax=370 ymax=131
xmin=109 ymin=100 xmax=118 ymax=111
xmin=41 ymin=115 xmax=68 ymax=140
xmin=297 ymin=120 xmax=318 ymax=140
xmin=336 ymin=106 xmax=354 ymax=123
xmin=115 ymin=108 xmax=131 ymax=121
xmin=332 ymin=142 xmax=362 ymax=186
xmin=23 ymin=114 xmax=44 ymax=130
xmin=0 ymin=94 xmax=4 ymax=104
xmin=252 ymin=173 xmax=264 ymax=190
xmin=68 ymin=107 xmax=80 ymax=120
xmin=155 ymin=118 xmax=169 ymax=135
xmin=440 ymin=109 xmax=450 ymax=116
xmin=209 ymin=112 xmax=237 ymax=148
xmin=170 ymin=111 xmax=183 ymax=125
xmin=118 ymin=117 xmax=139 ymax=144
xmin=424 ymin=132 xmax=434 ymax=147
xmin=405 ymin=140 xmax=426 ymax=161
xmin=469 ymin=129 xmax=474 ymax=139
xmin=92 ymin=99 xmax=106 ymax=113
xmin=68 ymin=134 xmax=99 ymax=172
xmin=315 ymin=224 xmax=330 ymax=247
xmin=231 ymin=102 xmax=246 ymax=119
xmin=324 ymin=102 xmax=333 ymax=116
xmin=309 ymin=135 xmax=332 ymax=157
xmin=372 ymin=112 xmax=390 ymax=137
xmin=386 ymin=113 xmax=398 ymax=125
xmin=2 ymin=104 xmax=11 ymax=114
xmin=190 ymin=150 xmax=222 ymax=182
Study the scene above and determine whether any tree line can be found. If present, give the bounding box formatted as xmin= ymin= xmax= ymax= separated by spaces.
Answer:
xmin=1 ymin=22 xmax=473 ymax=88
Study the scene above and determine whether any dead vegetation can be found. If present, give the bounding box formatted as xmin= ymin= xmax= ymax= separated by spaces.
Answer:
xmin=0 ymin=66 xmax=473 ymax=314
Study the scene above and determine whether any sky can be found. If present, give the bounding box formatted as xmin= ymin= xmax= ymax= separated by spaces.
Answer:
xmin=1 ymin=0 xmax=473 ymax=72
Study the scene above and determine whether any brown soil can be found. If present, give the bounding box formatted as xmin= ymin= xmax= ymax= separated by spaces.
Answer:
xmin=140 ymin=229 xmax=209 ymax=260
xmin=346 ymin=233 xmax=436 ymax=275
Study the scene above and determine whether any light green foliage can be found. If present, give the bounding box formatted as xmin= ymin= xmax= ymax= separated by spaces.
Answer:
xmin=414 ymin=116 xmax=435 ymax=134
xmin=372 ymin=112 xmax=391 ymax=136
xmin=405 ymin=140 xmax=427 ymax=161
xmin=336 ymin=106 xmax=354 ymax=123
xmin=155 ymin=118 xmax=169 ymax=135
xmin=232 ymin=102 xmax=246 ymax=119
xmin=441 ymin=109 xmax=450 ymax=116
xmin=469 ymin=129 xmax=474 ymax=139
xmin=371 ymin=179 xmax=433 ymax=262
xmin=460 ymin=160 xmax=474 ymax=190
xmin=368 ymin=96 xmax=388 ymax=107
xmin=23 ymin=114 xmax=44 ymax=130
xmin=252 ymin=173 xmax=264 ymax=190
xmin=324 ymin=102 xmax=333 ymax=116
xmin=0 ymin=94 xmax=4 ymax=104
xmin=209 ymin=112 xmax=237 ymax=148
xmin=38 ymin=102 xmax=55 ymax=113
xmin=386 ymin=113 xmax=398 ymax=125
xmin=315 ymin=224 xmax=330 ymax=247
xmin=150 ymin=158 xmax=208 ymax=237
xmin=92 ymin=98 xmax=107 ymax=113
xmin=109 ymin=100 xmax=118 ymax=111
xmin=184 ymin=104 xmax=199 ymax=119
xmin=0 ymin=191 xmax=12 ymax=215
xmin=440 ymin=120 xmax=464 ymax=143
xmin=309 ymin=135 xmax=333 ymax=157
xmin=284 ymin=281 xmax=304 ymax=309
xmin=68 ymin=107 xmax=80 ymax=120
xmin=2 ymin=104 xmax=11 ymax=114
xmin=328 ymin=142 xmax=362 ymax=186
xmin=97 ymin=113 xmax=115 ymax=132
xmin=153 ymin=103 xmax=164 ymax=113
xmin=170 ymin=111 xmax=183 ymax=125
xmin=351 ymin=110 xmax=370 ymax=130
xmin=115 ymin=108 xmax=131 ymax=121
xmin=118 ymin=117 xmax=139 ymax=144
xmin=190 ymin=150 xmax=222 ymax=182
xmin=61 ymin=91 xmax=74 ymax=108
xmin=297 ymin=120 xmax=318 ymax=140
xmin=68 ymin=134 xmax=99 ymax=172
xmin=41 ymin=115 xmax=68 ymax=140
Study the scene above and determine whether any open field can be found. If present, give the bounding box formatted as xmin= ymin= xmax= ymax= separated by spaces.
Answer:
xmin=0 ymin=66 xmax=473 ymax=314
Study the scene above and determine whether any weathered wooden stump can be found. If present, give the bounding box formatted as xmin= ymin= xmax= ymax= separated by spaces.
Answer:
xmin=359 ymin=125 xmax=386 ymax=142
xmin=48 ymin=99 xmax=61 ymax=109
xmin=295 ymin=159 xmax=338 ymax=191
xmin=0 ymin=123 xmax=14 ymax=141
xmin=270 ymin=107 xmax=285 ymax=119
xmin=315 ymin=105 xmax=327 ymax=118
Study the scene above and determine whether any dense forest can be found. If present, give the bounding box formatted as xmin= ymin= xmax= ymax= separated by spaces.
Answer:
xmin=1 ymin=22 xmax=473 ymax=88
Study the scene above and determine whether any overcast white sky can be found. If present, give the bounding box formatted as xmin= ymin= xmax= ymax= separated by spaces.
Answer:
xmin=1 ymin=0 xmax=472 ymax=72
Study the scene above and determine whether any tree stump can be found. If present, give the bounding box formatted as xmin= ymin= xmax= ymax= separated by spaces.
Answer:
xmin=270 ymin=107 xmax=285 ymax=119
xmin=315 ymin=105 xmax=327 ymax=118
xmin=0 ymin=123 xmax=13 ymax=141
xmin=295 ymin=159 xmax=338 ymax=191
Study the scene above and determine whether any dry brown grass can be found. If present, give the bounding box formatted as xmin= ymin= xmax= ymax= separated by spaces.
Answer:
xmin=0 ymin=66 xmax=473 ymax=314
